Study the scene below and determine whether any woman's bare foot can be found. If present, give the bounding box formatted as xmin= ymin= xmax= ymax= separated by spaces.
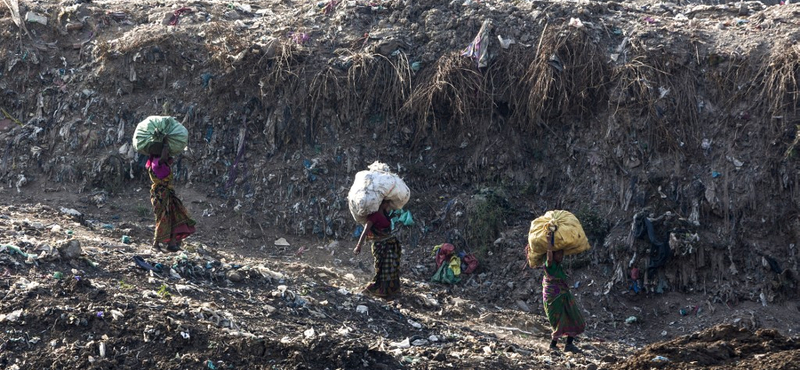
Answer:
xmin=166 ymin=244 xmax=180 ymax=252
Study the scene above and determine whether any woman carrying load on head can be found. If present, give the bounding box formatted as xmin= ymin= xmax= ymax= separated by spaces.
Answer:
xmin=147 ymin=138 xmax=196 ymax=252
xmin=354 ymin=199 xmax=401 ymax=298
xmin=542 ymin=227 xmax=586 ymax=352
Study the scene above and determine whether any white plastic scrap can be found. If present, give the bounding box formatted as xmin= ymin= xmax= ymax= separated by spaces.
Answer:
xmin=15 ymin=174 xmax=27 ymax=193
xmin=0 ymin=309 xmax=24 ymax=323
xmin=408 ymin=319 xmax=422 ymax=329
xmin=336 ymin=326 xmax=353 ymax=336
xmin=568 ymin=17 xmax=584 ymax=28
xmin=726 ymin=155 xmax=744 ymax=168
xmin=390 ymin=338 xmax=411 ymax=348
xmin=356 ymin=305 xmax=368 ymax=315
xmin=59 ymin=207 xmax=82 ymax=217
xmin=497 ymin=35 xmax=515 ymax=49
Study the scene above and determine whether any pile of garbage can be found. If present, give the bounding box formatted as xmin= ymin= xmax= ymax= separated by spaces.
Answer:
xmin=0 ymin=202 xmax=635 ymax=369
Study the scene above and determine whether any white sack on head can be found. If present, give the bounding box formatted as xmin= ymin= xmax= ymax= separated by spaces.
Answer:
xmin=347 ymin=161 xmax=410 ymax=224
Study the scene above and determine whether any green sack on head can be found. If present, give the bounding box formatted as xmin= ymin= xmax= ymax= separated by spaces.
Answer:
xmin=431 ymin=261 xmax=461 ymax=284
xmin=133 ymin=116 xmax=189 ymax=156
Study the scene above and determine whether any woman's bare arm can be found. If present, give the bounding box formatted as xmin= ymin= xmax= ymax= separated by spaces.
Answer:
xmin=353 ymin=220 xmax=373 ymax=255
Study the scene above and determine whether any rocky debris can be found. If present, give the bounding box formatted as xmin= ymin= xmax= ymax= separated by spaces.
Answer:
xmin=57 ymin=239 xmax=82 ymax=260
xmin=0 ymin=202 xmax=639 ymax=369
xmin=0 ymin=189 xmax=797 ymax=369
xmin=615 ymin=324 xmax=800 ymax=370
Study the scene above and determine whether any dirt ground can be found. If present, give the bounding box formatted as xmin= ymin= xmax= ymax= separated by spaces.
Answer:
xmin=2 ymin=0 xmax=800 ymax=369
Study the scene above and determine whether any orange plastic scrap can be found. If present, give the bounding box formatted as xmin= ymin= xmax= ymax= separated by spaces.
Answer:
xmin=169 ymin=7 xmax=193 ymax=26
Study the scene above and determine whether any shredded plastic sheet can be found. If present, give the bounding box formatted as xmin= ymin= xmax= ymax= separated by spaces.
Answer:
xmin=462 ymin=19 xmax=492 ymax=68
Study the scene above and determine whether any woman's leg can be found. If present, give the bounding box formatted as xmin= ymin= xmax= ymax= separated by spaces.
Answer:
xmin=365 ymin=238 xmax=401 ymax=297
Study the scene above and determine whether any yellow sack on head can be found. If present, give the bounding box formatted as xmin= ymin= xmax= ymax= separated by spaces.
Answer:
xmin=527 ymin=210 xmax=591 ymax=267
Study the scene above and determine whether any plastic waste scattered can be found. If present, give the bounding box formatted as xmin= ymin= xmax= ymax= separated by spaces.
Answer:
xmin=121 ymin=235 xmax=132 ymax=244
xmin=651 ymin=355 xmax=669 ymax=362
xmin=726 ymin=155 xmax=744 ymax=168
xmin=53 ymin=271 xmax=63 ymax=280
xmin=25 ymin=11 xmax=47 ymax=25
xmin=461 ymin=19 xmax=492 ymax=68
xmin=206 ymin=360 xmax=217 ymax=370
xmin=1 ymin=244 xmax=29 ymax=258
xmin=390 ymin=338 xmax=411 ymax=348
xmin=712 ymin=171 xmax=721 ymax=178
xmin=497 ymin=35 xmax=515 ymax=49
xmin=408 ymin=319 xmax=423 ymax=329
xmin=568 ymin=17 xmax=584 ymax=28
xmin=60 ymin=207 xmax=82 ymax=217
xmin=133 ymin=256 xmax=162 ymax=272
xmin=411 ymin=61 xmax=421 ymax=72
xmin=0 ymin=309 xmax=24 ymax=323
xmin=356 ymin=305 xmax=368 ymax=315
xmin=352 ymin=225 xmax=363 ymax=238
xmin=168 ymin=7 xmax=193 ymax=26
xmin=290 ymin=32 xmax=309 ymax=44
xmin=625 ymin=316 xmax=638 ymax=324
xmin=412 ymin=339 xmax=429 ymax=346
xmin=701 ymin=138 xmax=712 ymax=151
xmin=274 ymin=238 xmax=291 ymax=246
